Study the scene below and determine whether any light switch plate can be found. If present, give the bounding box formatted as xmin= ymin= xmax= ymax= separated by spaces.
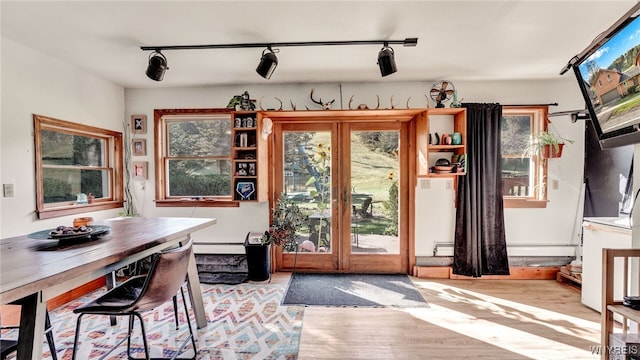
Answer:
xmin=3 ymin=184 xmax=14 ymax=197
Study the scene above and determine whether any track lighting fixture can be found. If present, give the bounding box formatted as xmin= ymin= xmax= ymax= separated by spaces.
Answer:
xmin=377 ymin=43 xmax=397 ymax=77
xmin=141 ymin=37 xmax=417 ymax=81
xmin=145 ymin=50 xmax=168 ymax=81
xmin=256 ymin=47 xmax=278 ymax=79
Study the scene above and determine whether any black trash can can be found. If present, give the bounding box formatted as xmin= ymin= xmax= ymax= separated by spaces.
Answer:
xmin=244 ymin=232 xmax=271 ymax=281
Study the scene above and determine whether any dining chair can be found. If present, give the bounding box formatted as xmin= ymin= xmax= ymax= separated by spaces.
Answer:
xmin=71 ymin=239 xmax=197 ymax=360
xmin=0 ymin=308 xmax=58 ymax=360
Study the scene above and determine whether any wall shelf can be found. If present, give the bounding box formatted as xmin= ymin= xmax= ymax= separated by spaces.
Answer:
xmin=416 ymin=108 xmax=467 ymax=177
xmin=231 ymin=111 xmax=267 ymax=201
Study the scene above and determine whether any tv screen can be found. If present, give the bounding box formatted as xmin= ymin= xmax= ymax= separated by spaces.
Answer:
xmin=571 ymin=3 xmax=640 ymax=149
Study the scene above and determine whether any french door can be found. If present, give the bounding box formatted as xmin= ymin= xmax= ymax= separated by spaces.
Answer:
xmin=272 ymin=119 xmax=409 ymax=273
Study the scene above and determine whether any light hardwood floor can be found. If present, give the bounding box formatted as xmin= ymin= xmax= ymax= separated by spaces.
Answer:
xmin=272 ymin=274 xmax=602 ymax=360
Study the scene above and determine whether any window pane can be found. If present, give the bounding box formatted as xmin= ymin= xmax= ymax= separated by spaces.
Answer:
xmin=43 ymin=168 xmax=109 ymax=203
xmin=168 ymin=159 xmax=232 ymax=196
xmin=41 ymin=130 xmax=105 ymax=166
xmin=502 ymin=158 xmax=531 ymax=196
xmin=501 ymin=115 xmax=531 ymax=155
xmin=168 ymin=119 xmax=231 ymax=157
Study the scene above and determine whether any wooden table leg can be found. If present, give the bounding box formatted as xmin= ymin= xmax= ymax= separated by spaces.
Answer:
xmin=185 ymin=250 xmax=207 ymax=328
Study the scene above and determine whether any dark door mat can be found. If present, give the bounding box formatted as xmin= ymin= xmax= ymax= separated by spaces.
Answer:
xmin=199 ymin=272 xmax=248 ymax=285
xmin=282 ymin=273 xmax=428 ymax=307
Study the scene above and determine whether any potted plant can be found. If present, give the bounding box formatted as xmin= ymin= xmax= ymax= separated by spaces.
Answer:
xmin=245 ymin=193 xmax=306 ymax=281
xmin=262 ymin=193 xmax=307 ymax=250
xmin=524 ymin=131 xmax=574 ymax=159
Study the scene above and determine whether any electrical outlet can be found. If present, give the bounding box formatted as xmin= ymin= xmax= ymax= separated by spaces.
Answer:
xmin=445 ymin=179 xmax=453 ymax=190
xmin=140 ymin=181 xmax=146 ymax=191
xmin=3 ymin=184 xmax=14 ymax=197
xmin=420 ymin=179 xmax=431 ymax=189
xmin=552 ymin=179 xmax=559 ymax=190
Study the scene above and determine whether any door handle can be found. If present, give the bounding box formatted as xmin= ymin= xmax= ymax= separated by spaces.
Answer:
xmin=343 ymin=187 xmax=347 ymax=212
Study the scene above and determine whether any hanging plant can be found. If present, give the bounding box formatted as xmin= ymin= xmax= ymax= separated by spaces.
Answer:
xmin=523 ymin=130 xmax=573 ymax=159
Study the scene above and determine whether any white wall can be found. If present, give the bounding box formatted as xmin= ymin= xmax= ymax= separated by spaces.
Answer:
xmin=0 ymin=37 xmax=125 ymax=238
xmin=126 ymin=78 xmax=586 ymax=255
xmin=1 ymin=35 xmax=587 ymax=256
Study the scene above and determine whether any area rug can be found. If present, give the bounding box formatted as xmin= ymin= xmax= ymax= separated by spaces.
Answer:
xmin=282 ymin=273 xmax=428 ymax=307
xmin=11 ymin=283 xmax=304 ymax=360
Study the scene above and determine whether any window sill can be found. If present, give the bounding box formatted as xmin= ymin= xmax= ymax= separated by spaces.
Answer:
xmin=155 ymin=199 xmax=240 ymax=208
xmin=37 ymin=201 xmax=124 ymax=220
xmin=503 ymin=198 xmax=547 ymax=208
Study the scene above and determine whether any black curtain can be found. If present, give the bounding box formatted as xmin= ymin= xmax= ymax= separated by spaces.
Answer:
xmin=453 ymin=103 xmax=510 ymax=277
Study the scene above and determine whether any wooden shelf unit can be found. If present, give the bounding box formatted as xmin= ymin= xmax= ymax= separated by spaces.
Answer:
xmin=231 ymin=111 xmax=267 ymax=201
xmin=601 ymin=248 xmax=640 ymax=359
xmin=416 ymin=108 xmax=467 ymax=177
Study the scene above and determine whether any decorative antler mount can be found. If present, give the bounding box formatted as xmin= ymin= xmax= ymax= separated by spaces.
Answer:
xmin=310 ymin=88 xmax=335 ymax=110
xmin=348 ymin=95 xmax=380 ymax=110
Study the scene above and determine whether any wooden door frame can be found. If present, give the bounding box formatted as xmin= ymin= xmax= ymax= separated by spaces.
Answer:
xmin=262 ymin=109 xmax=421 ymax=274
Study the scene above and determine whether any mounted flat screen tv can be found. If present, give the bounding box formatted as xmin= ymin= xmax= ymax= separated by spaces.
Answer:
xmin=567 ymin=3 xmax=640 ymax=149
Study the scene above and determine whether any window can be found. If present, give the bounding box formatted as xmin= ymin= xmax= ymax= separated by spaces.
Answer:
xmin=34 ymin=114 xmax=124 ymax=219
xmin=154 ymin=109 xmax=238 ymax=207
xmin=501 ymin=106 xmax=548 ymax=208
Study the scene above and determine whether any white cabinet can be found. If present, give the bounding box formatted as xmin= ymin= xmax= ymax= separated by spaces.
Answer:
xmin=582 ymin=217 xmax=632 ymax=312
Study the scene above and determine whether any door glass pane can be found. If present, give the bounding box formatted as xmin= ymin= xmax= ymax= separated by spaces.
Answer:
xmin=351 ymin=131 xmax=399 ymax=254
xmin=283 ymin=131 xmax=332 ymax=253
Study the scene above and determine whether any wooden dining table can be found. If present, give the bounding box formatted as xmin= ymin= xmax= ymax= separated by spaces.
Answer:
xmin=0 ymin=216 xmax=216 ymax=360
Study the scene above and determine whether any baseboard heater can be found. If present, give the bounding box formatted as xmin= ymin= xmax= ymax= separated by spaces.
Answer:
xmin=432 ymin=242 xmax=579 ymax=257
xmin=193 ymin=241 xmax=245 ymax=254
xmin=193 ymin=242 xmax=249 ymax=285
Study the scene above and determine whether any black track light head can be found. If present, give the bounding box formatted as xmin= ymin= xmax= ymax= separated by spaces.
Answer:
xmin=377 ymin=45 xmax=397 ymax=77
xmin=146 ymin=51 xmax=168 ymax=81
xmin=256 ymin=48 xmax=278 ymax=79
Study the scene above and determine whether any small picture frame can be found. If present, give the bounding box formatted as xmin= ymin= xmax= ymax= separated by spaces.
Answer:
xmin=132 ymin=139 xmax=146 ymax=156
xmin=131 ymin=114 xmax=147 ymax=134
xmin=236 ymin=162 xmax=248 ymax=176
xmin=133 ymin=161 xmax=148 ymax=180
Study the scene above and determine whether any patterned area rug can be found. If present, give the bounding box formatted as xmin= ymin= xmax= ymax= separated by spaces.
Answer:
xmin=9 ymin=283 xmax=304 ymax=359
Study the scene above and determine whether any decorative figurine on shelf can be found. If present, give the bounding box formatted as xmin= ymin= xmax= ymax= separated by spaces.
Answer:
xmin=240 ymin=91 xmax=256 ymax=111
xmin=450 ymin=90 xmax=463 ymax=108
xmin=226 ymin=91 xmax=256 ymax=111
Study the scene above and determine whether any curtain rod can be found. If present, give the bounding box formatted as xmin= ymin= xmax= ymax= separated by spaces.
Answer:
xmin=503 ymin=103 xmax=558 ymax=107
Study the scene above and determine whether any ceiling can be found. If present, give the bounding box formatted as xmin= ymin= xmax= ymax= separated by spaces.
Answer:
xmin=1 ymin=1 xmax=637 ymax=89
